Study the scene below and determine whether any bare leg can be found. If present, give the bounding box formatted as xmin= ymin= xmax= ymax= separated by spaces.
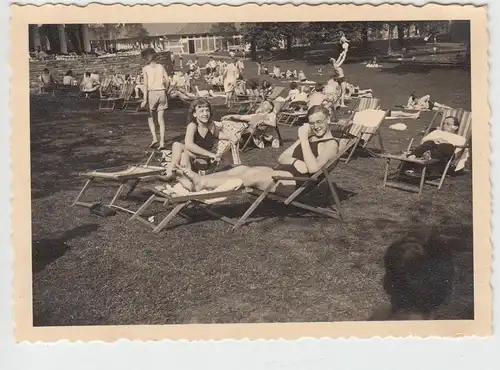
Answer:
xmin=389 ymin=111 xmax=420 ymax=119
xmin=177 ymin=164 xmax=280 ymax=192
xmin=148 ymin=112 xmax=158 ymax=146
xmin=165 ymin=142 xmax=185 ymax=178
xmin=340 ymin=81 xmax=347 ymax=107
xmin=157 ymin=110 xmax=166 ymax=148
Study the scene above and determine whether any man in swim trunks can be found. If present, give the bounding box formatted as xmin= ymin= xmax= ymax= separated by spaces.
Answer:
xmin=140 ymin=50 xmax=170 ymax=150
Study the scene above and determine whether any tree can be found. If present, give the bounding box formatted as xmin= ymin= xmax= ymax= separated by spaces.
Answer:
xmin=241 ymin=23 xmax=283 ymax=60
xmin=122 ymin=23 xmax=149 ymax=42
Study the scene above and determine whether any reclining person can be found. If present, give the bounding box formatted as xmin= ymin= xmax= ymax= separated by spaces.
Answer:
xmin=245 ymin=78 xmax=273 ymax=98
xmin=172 ymin=105 xmax=341 ymax=195
xmin=164 ymin=98 xmax=239 ymax=179
xmin=406 ymin=93 xmax=453 ymax=110
xmin=221 ymin=100 xmax=278 ymax=148
xmin=401 ymin=115 xmax=465 ymax=175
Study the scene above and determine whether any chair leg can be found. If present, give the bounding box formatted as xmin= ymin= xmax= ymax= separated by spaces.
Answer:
xmin=345 ymin=137 xmax=362 ymax=164
xmin=240 ymin=132 xmax=254 ymax=152
xmin=437 ymin=157 xmax=453 ymax=190
xmin=419 ymin=166 xmax=427 ymax=196
xmin=232 ymin=186 xmax=273 ymax=231
xmin=72 ymin=179 xmax=93 ymax=206
xmin=377 ymin=132 xmax=385 ymax=153
xmin=153 ymin=202 xmax=189 ymax=233
xmin=324 ymin=171 xmax=345 ymax=221
xmin=109 ymin=182 xmax=127 ymax=207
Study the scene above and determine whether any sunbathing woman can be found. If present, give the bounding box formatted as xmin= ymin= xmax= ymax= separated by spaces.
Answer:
xmin=173 ymin=105 xmax=341 ymax=195
xmin=164 ymin=98 xmax=239 ymax=179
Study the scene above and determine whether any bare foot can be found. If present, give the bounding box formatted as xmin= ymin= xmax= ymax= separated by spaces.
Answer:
xmin=174 ymin=165 xmax=204 ymax=191
xmin=176 ymin=176 xmax=195 ymax=192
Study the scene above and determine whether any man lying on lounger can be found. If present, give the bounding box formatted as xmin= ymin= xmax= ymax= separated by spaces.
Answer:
xmin=221 ymin=100 xmax=278 ymax=148
xmin=401 ymin=115 xmax=466 ymax=175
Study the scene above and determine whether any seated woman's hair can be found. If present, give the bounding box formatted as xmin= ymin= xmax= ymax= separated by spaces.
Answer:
xmin=383 ymin=232 xmax=454 ymax=316
xmin=43 ymin=68 xmax=49 ymax=73
xmin=84 ymin=72 xmax=91 ymax=77
xmin=315 ymin=83 xmax=324 ymax=91
xmin=65 ymin=70 xmax=73 ymax=76
xmin=307 ymin=104 xmax=330 ymax=119
xmin=187 ymin=98 xmax=213 ymax=124
xmin=444 ymin=115 xmax=460 ymax=128
xmin=290 ymin=82 xmax=298 ymax=90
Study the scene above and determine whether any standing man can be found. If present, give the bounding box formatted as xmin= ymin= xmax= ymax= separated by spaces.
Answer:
xmin=223 ymin=58 xmax=239 ymax=107
xmin=140 ymin=50 xmax=170 ymax=150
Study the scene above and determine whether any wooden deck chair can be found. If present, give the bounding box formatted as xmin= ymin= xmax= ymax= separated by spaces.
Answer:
xmin=382 ymin=109 xmax=471 ymax=194
xmin=230 ymin=136 xmax=359 ymax=230
xmin=339 ymin=108 xmax=388 ymax=163
xmin=129 ymin=182 xmax=253 ymax=233
xmin=240 ymin=109 xmax=285 ymax=152
xmin=72 ymin=152 xmax=166 ymax=215
xmin=99 ymin=82 xmax=130 ymax=111
xmin=277 ymin=101 xmax=308 ymax=127
xmin=122 ymin=83 xmax=142 ymax=112
xmin=98 ymin=77 xmax=113 ymax=98
xmin=130 ymin=136 xmax=357 ymax=233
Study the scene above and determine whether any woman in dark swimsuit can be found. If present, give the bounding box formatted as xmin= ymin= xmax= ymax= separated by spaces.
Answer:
xmin=174 ymin=105 xmax=341 ymax=194
xmin=165 ymin=98 xmax=239 ymax=178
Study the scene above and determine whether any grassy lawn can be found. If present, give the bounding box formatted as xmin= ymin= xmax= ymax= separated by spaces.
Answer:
xmin=30 ymin=60 xmax=473 ymax=326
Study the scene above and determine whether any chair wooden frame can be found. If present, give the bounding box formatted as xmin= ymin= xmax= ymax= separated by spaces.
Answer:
xmin=72 ymin=152 xmax=166 ymax=214
xmin=382 ymin=108 xmax=472 ymax=194
xmin=130 ymin=136 xmax=357 ymax=233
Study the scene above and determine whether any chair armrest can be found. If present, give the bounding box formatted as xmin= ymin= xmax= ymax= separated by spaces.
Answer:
xmin=271 ymin=175 xmax=319 ymax=182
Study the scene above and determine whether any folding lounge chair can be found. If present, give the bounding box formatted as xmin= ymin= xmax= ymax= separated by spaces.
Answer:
xmin=277 ymin=101 xmax=309 ymax=127
xmin=230 ymin=136 xmax=358 ymax=230
xmin=72 ymin=151 xmax=166 ymax=214
xmin=240 ymin=106 xmax=285 ymax=152
xmin=122 ymin=83 xmax=143 ymax=112
xmin=337 ymin=108 xmax=388 ymax=163
xmin=130 ymin=136 xmax=357 ymax=233
xmin=99 ymin=82 xmax=130 ymax=111
xmin=381 ymin=108 xmax=471 ymax=195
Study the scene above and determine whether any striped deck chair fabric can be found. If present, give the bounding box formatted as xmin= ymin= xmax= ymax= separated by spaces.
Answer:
xmin=339 ymin=107 xmax=387 ymax=163
xmin=383 ymin=108 xmax=472 ymax=193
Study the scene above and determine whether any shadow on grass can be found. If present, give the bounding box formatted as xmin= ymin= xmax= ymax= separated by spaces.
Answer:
xmin=32 ymin=223 xmax=99 ymax=274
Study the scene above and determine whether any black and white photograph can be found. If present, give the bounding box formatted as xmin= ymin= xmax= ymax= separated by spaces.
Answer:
xmin=12 ymin=3 xmax=490 ymax=341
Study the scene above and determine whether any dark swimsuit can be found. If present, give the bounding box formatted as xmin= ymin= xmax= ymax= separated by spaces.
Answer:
xmin=274 ymin=141 xmax=322 ymax=195
xmin=193 ymin=123 xmax=218 ymax=152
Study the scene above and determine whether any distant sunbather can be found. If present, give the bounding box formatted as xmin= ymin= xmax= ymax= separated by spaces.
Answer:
xmin=173 ymin=105 xmax=342 ymax=196
xmin=406 ymin=93 xmax=453 ymax=110
xmin=39 ymin=68 xmax=58 ymax=93
xmin=80 ymin=72 xmax=100 ymax=96
xmin=401 ymin=115 xmax=465 ymax=175
xmin=221 ymin=100 xmax=278 ymax=149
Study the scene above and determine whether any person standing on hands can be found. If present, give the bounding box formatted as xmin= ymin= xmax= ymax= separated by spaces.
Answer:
xmin=140 ymin=50 xmax=170 ymax=150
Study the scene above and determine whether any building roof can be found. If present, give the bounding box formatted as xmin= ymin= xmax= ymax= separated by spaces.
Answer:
xmin=144 ymin=23 xmax=240 ymax=37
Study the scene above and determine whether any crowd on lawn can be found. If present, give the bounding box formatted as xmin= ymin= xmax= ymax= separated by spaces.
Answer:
xmin=34 ymin=32 xmax=472 ymax=321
